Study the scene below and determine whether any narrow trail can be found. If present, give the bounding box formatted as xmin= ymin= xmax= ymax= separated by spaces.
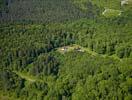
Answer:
xmin=13 ymin=44 xmax=122 ymax=82
xmin=13 ymin=71 xmax=38 ymax=82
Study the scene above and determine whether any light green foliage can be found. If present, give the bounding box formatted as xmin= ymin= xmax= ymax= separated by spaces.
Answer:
xmin=90 ymin=0 xmax=121 ymax=9
xmin=0 ymin=0 xmax=132 ymax=100
xmin=102 ymin=8 xmax=122 ymax=18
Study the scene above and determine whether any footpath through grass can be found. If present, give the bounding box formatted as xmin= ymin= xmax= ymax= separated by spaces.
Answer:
xmin=13 ymin=71 xmax=40 ymax=82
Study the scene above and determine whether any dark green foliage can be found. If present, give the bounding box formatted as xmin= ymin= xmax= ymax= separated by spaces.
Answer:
xmin=0 ymin=18 xmax=132 ymax=99
xmin=0 ymin=0 xmax=99 ymax=23
xmin=116 ymin=45 xmax=132 ymax=58
xmin=30 ymin=54 xmax=59 ymax=76
xmin=0 ymin=70 xmax=25 ymax=91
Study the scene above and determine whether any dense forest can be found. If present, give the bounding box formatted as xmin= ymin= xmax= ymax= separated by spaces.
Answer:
xmin=0 ymin=0 xmax=132 ymax=100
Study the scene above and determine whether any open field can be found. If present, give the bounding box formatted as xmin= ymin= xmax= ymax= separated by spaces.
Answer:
xmin=57 ymin=44 xmax=122 ymax=61
xmin=102 ymin=8 xmax=122 ymax=17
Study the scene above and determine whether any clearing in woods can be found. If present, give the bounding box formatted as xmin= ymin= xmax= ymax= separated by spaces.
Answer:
xmin=57 ymin=44 xmax=122 ymax=61
xmin=102 ymin=8 xmax=122 ymax=18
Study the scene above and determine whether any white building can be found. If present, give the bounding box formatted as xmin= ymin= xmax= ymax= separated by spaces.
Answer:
xmin=121 ymin=0 xmax=129 ymax=6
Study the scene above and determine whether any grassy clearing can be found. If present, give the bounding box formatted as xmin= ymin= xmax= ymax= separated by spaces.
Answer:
xmin=102 ymin=8 xmax=122 ymax=18
xmin=90 ymin=0 xmax=121 ymax=9
xmin=13 ymin=71 xmax=38 ymax=82
xmin=57 ymin=44 xmax=85 ymax=54
xmin=57 ymin=44 xmax=122 ymax=61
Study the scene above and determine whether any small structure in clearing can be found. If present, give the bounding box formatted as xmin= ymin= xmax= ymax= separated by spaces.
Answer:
xmin=74 ymin=47 xmax=84 ymax=52
xmin=57 ymin=44 xmax=85 ymax=54
xmin=121 ymin=0 xmax=132 ymax=6
xmin=61 ymin=47 xmax=68 ymax=52
xmin=121 ymin=0 xmax=128 ymax=6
